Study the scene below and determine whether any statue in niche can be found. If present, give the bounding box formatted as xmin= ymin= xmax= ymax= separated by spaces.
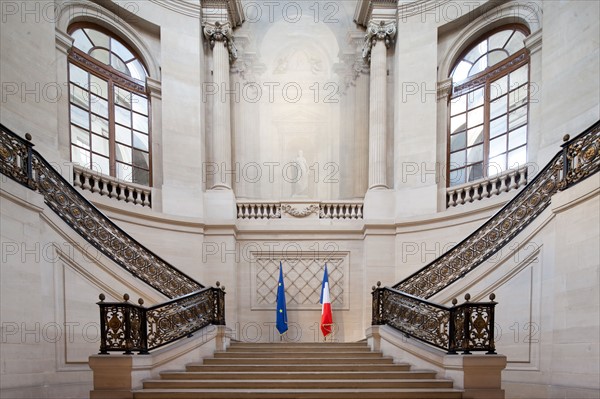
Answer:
xmin=292 ymin=150 xmax=309 ymax=197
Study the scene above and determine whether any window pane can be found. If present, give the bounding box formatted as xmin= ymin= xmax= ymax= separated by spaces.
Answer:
xmin=90 ymin=94 xmax=108 ymax=118
xmin=111 ymin=55 xmax=130 ymax=76
xmin=508 ymin=105 xmax=528 ymax=130
xmin=467 ymin=163 xmax=484 ymax=182
xmin=490 ymin=135 xmax=507 ymax=157
xmin=509 ymin=85 xmax=528 ymax=112
xmin=465 ymin=41 xmax=487 ymax=63
xmin=85 ymin=28 xmax=110 ymax=48
xmin=116 ymin=143 xmax=132 ymax=164
xmin=490 ymin=95 xmax=507 ymax=120
xmin=90 ymin=48 xmax=110 ymax=65
xmin=117 ymin=162 xmax=133 ymax=182
xmin=92 ymin=134 xmax=109 ymax=157
xmin=70 ymin=105 xmax=89 ymax=129
xmin=71 ymin=145 xmax=91 ymax=167
xmin=488 ymin=30 xmax=513 ymax=50
xmin=90 ymin=75 xmax=108 ymax=99
xmin=509 ymin=65 xmax=528 ymax=89
xmin=132 ymin=113 xmax=148 ymax=133
xmin=488 ymin=155 xmax=506 ymax=175
xmin=71 ymin=29 xmax=93 ymax=53
xmin=449 ymin=168 xmax=466 ymax=186
xmin=71 ymin=125 xmax=90 ymax=149
xmin=490 ymin=76 xmax=508 ymax=99
xmin=467 ymin=144 xmax=483 ymax=164
xmin=451 ymin=132 xmax=466 ymax=152
xmin=452 ymin=61 xmax=471 ymax=82
xmin=91 ymin=154 xmax=110 ymax=175
xmin=487 ymin=49 xmax=508 ymax=67
xmin=116 ymin=125 xmax=132 ymax=146
xmin=451 ymin=114 xmax=466 ymax=135
xmin=111 ymin=38 xmax=134 ymax=62
xmin=132 ymin=94 xmax=148 ymax=115
xmin=69 ymin=64 xmax=88 ymax=89
xmin=115 ymin=106 xmax=131 ymax=127
xmin=128 ymin=60 xmax=147 ymax=82
xmin=467 ymin=87 xmax=484 ymax=109
xmin=509 ymin=125 xmax=527 ymax=150
xmin=133 ymin=132 xmax=148 ymax=151
xmin=91 ymin=115 xmax=109 ymax=137
xmin=450 ymin=150 xmax=466 ymax=168
xmin=132 ymin=149 xmax=149 ymax=169
xmin=450 ymin=95 xmax=467 ymax=116
xmin=70 ymin=84 xmax=89 ymax=109
xmin=469 ymin=56 xmax=487 ymax=76
xmin=505 ymin=31 xmax=526 ymax=54
xmin=133 ymin=168 xmax=150 ymax=186
xmin=508 ymin=146 xmax=527 ymax=169
xmin=490 ymin=116 xmax=507 ymax=138
xmin=115 ymin=86 xmax=131 ymax=109
xmin=467 ymin=126 xmax=484 ymax=147
xmin=467 ymin=106 xmax=484 ymax=127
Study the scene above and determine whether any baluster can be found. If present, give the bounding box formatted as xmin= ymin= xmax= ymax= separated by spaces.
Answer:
xmin=142 ymin=191 xmax=151 ymax=207
xmin=97 ymin=294 xmax=108 ymax=355
xmin=508 ymin=171 xmax=517 ymax=191
xmin=344 ymin=204 xmax=350 ymax=219
xmin=100 ymin=178 xmax=109 ymax=196
xmin=237 ymin=204 xmax=242 ymax=218
xmin=133 ymin=189 xmax=142 ymax=206
xmin=447 ymin=189 xmax=456 ymax=207
xmin=126 ymin=187 xmax=135 ymax=204
xmin=108 ymin=182 xmax=117 ymax=199
xmin=357 ymin=205 xmax=363 ymax=219
xmin=456 ymin=188 xmax=465 ymax=205
xmin=137 ymin=298 xmax=149 ymax=355
xmin=91 ymin=176 xmax=100 ymax=194
xmin=249 ymin=204 xmax=256 ymax=219
xmin=73 ymin=168 xmax=82 ymax=188
xmin=118 ymin=184 xmax=126 ymax=201
xmin=498 ymin=175 xmax=508 ymax=193
xmin=472 ymin=183 xmax=481 ymax=201
xmin=489 ymin=177 xmax=499 ymax=196
xmin=518 ymin=167 xmax=528 ymax=188
xmin=82 ymin=171 xmax=92 ymax=191
xmin=241 ymin=204 xmax=247 ymax=219
xmin=350 ymin=204 xmax=357 ymax=219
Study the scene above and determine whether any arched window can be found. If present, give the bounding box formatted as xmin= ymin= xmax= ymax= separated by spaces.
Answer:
xmin=447 ymin=26 xmax=530 ymax=187
xmin=68 ymin=24 xmax=151 ymax=186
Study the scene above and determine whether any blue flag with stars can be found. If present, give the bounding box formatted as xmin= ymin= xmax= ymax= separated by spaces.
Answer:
xmin=276 ymin=262 xmax=288 ymax=335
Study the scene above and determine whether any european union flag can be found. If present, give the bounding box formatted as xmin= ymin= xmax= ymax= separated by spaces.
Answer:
xmin=276 ymin=262 xmax=288 ymax=335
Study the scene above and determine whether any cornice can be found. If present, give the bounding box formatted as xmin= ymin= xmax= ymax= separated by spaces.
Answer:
xmin=147 ymin=0 xmax=201 ymax=18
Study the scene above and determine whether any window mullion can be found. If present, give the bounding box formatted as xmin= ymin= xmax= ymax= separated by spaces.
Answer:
xmin=108 ymin=78 xmax=116 ymax=178
xmin=483 ymin=79 xmax=491 ymax=179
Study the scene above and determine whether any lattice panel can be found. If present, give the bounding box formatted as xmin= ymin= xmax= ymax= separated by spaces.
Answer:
xmin=252 ymin=253 xmax=349 ymax=310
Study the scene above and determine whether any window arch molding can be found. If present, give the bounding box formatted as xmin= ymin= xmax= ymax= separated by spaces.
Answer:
xmin=55 ymin=1 xmax=159 ymax=80
xmin=438 ymin=2 xmax=541 ymax=84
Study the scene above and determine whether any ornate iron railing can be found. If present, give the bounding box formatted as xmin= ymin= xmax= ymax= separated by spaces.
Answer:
xmin=394 ymin=120 xmax=600 ymax=299
xmin=0 ymin=123 xmax=202 ymax=299
xmin=98 ymin=284 xmax=226 ymax=354
xmin=372 ymin=283 xmax=496 ymax=354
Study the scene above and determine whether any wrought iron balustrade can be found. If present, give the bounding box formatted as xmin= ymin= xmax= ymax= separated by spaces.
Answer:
xmin=0 ymin=123 xmax=202 ymax=299
xmin=98 ymin=284 xmax=226 ymax=354
xmin=394 ymin=120 xmax=600 ymax=299
xmin=372 ymin=283 xmax=496 ymax=354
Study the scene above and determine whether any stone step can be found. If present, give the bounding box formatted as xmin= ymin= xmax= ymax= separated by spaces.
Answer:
xmin=160 ymin=370 xmax=437 ymax=380
xmin=213 ymin=351 xmax=385 ymax=358
xmin=225 ymin=345 xmax=373 ymax=353
xmin=201 ymin=356 xmax=395 ymax=365
xmin=143 ymin=378 xmax=453 ymax=390
xmin=133 ymin=388 xmax=463 ymax=399
xmin=186 ymin=363 xmax=412 ymax=373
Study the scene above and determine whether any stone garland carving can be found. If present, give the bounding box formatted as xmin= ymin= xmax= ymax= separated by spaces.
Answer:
xmin=203 ymin=21 xmax=238 ymax=62
xmin=280 ymin=204 xmax=320 ymax=218
xmin=362 ymin=20 xmax=397 ymax=61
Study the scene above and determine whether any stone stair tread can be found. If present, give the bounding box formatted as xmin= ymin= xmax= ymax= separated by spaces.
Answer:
xmin=160 ymin=371 xmax=436 ymax=379
xmin=143 ymin=378 xmax=452 ymax=388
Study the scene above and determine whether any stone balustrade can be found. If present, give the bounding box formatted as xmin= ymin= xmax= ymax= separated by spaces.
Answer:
xmin=446 ymin=166 xmax=528 ymax=208
xmin=73 ymin=164 xmax=152 ymax=207
xmin=237 ymin=200 xmax=364 ymax=220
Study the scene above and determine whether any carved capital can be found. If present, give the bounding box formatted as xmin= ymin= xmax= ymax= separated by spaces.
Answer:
xmin=362 ymin=20 xmax=396 ymax=61
xmin=203 ymin=21 xmax=238 ymax=62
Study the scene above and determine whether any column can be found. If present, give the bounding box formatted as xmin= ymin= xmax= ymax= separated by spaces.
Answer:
xmin=362 ymin=21 xmax=396 ymax=190
xmin=204 ymin=21 xmax=237 ymax=190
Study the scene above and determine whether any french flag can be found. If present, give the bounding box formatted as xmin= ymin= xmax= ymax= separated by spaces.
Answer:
xmin=320 ymin=265 xmax=333 ymax=338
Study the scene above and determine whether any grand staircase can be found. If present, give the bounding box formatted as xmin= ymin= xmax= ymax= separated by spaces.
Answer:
xmin=133 ymin=341 xmax=463 ymax=398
